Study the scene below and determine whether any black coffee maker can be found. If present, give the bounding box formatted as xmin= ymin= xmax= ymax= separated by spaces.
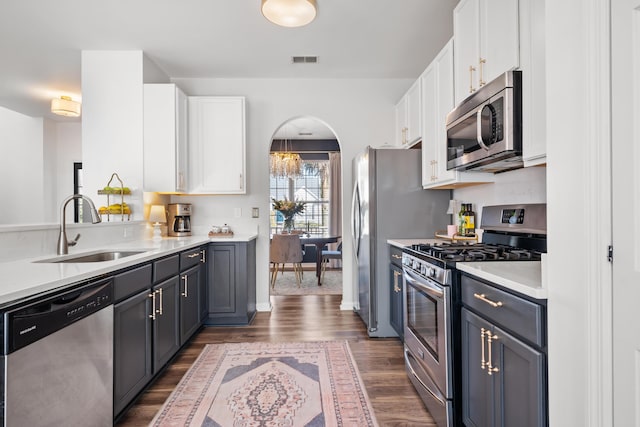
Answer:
xmin=167 ymin=203 xmax=192 ymax=236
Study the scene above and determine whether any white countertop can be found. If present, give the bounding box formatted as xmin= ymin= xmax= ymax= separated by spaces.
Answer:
xmin=0 ymin=233 xmax=257 ymax=307
xmin=387 ymin=238 xmax=443 ymax=248
xmin=387 ymin=238 xmax=546 ymax=300
xmin=457 ymin=261 xmax=546 ymax=300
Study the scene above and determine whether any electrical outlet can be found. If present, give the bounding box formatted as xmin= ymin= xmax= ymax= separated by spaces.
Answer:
xmin=252 ymin=207 xmax=259 ymax=218
xmin=234 ymin=208 xmax=242 ymax=218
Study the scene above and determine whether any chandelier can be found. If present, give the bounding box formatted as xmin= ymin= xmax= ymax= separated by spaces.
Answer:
xmin=271 ymin=131 xmax=302 ymax=177
xmin=270 ymin=151 xmax=302 ymax=177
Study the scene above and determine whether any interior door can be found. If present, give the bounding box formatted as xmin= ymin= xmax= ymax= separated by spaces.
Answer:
xmin=612 ymin=0 xmax=640 ymax=422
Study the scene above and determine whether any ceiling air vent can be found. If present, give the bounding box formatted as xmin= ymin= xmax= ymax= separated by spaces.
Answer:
xmin=292 ymin=56 xmax=318 ymax=64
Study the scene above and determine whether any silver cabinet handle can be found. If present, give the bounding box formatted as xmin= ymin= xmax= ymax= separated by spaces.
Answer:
xmin=181 ymin=274 xmax=188 ymax=298
xmin=188 ymin=252 xmax=200 ymax=258
xmin=201 ymin=249 xmax=206 ymax=263
xmin=149 ymin=292 xmax=156 ymax=320
xmin=392 ymin=254 xmax=402 ymax=259
xmin=473 ymin=293 xmax=503 ymax=308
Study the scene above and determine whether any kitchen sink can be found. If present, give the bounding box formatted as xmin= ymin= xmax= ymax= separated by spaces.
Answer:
xmin=34 ymin=250 xmax=147 ymax=263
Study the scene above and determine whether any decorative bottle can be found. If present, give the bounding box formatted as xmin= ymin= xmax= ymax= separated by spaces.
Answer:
xmin=464 ymin=204 xmax=476 ymax=236
xmin=458 ymin=204 xmax=466 ymax=236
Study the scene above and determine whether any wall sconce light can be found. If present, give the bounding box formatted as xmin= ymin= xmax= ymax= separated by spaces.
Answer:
xmin=261 ymin=0 xmax=317 ymax=28
xmin=149 ymin=205 xmax=167 ymax=242
xmin=51 ymin=96 xmax=81 ymax=117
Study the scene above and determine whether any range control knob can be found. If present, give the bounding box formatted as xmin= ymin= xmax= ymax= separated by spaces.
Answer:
xmin=427 ymin=267 xmax=436 ymax=278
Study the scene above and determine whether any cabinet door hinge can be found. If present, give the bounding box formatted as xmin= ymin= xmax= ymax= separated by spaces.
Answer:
xmin=608 ymin=245 xmax=613 ymax=263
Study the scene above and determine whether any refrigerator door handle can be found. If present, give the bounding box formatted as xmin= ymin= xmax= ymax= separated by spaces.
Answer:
xmin=351 ymin=181 xmax=361 ymax=260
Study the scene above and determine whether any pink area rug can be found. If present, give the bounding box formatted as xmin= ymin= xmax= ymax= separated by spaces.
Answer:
xmin=150 ymin=341 xmax=378 ymax=427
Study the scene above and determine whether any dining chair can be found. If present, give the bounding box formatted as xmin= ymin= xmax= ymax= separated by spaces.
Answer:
xmin=270 ymin=233 xmax=304 ymax=288
xmin=321 ymin=241 xmax=342 ymax=281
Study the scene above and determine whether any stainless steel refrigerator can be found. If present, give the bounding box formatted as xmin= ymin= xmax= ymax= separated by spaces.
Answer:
xmin=351 ymin=146 xmax=450 ymax=337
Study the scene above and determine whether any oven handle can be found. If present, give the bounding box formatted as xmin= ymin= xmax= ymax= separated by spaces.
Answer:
xmin=403 ymin=267 xmax=444 ymax=299
xmin=404 ymin=349 xmax=447 ymax=406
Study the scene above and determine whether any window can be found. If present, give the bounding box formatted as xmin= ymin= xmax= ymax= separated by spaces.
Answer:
xmin=270 ymin=160 xmax=329 ymax=234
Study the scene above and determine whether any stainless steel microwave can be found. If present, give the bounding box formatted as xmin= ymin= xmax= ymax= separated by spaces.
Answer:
xmin=445 ymin=70 xmax=522 ymax=173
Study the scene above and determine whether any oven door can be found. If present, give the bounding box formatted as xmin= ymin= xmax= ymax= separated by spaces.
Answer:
xmin=403 ymin=266 xmax=452 ymax=397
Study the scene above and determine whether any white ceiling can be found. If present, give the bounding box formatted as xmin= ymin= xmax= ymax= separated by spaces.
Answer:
xmin=0 ymin=0 xmax=457 ymax=120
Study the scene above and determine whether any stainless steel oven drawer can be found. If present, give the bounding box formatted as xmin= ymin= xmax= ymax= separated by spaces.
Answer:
xmin=461 ymin=274 xmax=545 ymax=347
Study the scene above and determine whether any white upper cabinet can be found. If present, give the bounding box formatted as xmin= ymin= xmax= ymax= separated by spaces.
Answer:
xmin=519 ymin=0 xmax=546 ymax=166
xmin=453 ymin=0 xmax=519 ymax=105
xmin=143 ymin=83 xmax=188 ymax=193
xmin=422 ymin=39 xmax=494 ymax=189
xmin=395 ymin=79 xmax=422 ymax=147
xmin=188 ymin=96 xmax=246 ymax=194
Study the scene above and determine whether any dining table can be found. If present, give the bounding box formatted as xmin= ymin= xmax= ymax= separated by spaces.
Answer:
xmin=299 ymin=234 xmax=340 ymax=286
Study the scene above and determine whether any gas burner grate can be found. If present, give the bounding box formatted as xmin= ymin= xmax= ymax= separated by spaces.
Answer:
xmin=410 ymin=242 xmax=542 ymax=262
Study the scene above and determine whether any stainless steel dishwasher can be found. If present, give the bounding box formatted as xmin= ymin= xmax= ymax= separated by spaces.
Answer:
xmin=2 ymin=278 xmax=114 ymax=427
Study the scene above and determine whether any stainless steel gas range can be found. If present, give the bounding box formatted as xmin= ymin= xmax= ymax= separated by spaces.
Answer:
xmin=401 ymin=204 xmax=547 ymax=427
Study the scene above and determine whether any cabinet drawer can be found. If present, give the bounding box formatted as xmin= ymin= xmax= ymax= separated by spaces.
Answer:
xmin=390 ymin=245 xmax=403 ymax=267
xmin=114 ymin=264 xmax=152 ymax=302
xmin=461 ymin=274 xmax=545 ymax=347
xmin=153 ymin=255 xmax=179 ymax=283
xmin=180 ymin=248 xmax=202 ymax=271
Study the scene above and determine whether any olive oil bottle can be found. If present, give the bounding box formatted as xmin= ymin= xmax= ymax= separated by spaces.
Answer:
xmin=461 ymin=204 xmax=476 ymax=236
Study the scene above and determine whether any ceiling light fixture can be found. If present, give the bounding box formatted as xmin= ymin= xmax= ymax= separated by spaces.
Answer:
xmin=261 ymin=0 xmax=317 ymax=28
xmin=51 ymin=96 xmax=81 ymax=117
xmin=271 ymin=132 xmax=302 ymax=178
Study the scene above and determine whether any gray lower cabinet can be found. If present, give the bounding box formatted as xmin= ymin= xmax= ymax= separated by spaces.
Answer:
xmin=152 ymin=276 xmax=181 ymax=372
xmin=179 ymin=264 xmax=203 ymax=345
xmin=114 ymin=288 xmax=153 ymax=415
xmin=114 ymin=250 xmax=203 ymax=417
xmin=389 ymin=245 xmax=404 ymax=338
xmin=461 ymin=274 xmax=547 ymax=427
xmin=206 ymin=240 xmax=256 ymax=325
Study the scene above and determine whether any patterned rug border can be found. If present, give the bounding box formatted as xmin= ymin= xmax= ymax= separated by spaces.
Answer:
xmin=151 ymin=340 xmax=379 ymax=427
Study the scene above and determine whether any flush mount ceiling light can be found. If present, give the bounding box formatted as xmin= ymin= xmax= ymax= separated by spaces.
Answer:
xmin=51 ymin=96 xmax=81 ymax=117
xmin=261 ymin=0 xmax=317 ymax=28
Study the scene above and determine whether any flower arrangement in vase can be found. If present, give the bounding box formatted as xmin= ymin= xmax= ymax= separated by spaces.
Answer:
xmin=272 ymin=198 xmax=306 ymax=233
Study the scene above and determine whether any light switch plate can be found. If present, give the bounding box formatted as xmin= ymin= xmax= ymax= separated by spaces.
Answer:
xmin=252 ymin=207 xmax=259 ymax=218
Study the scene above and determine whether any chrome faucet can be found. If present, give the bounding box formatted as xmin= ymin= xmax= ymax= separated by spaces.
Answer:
xmin=57 ymin=194 xmax=102 ymax=255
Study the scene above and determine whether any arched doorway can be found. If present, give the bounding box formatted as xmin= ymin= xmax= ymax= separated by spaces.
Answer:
xmin=267 ymin=116 xmax=343 ymax=296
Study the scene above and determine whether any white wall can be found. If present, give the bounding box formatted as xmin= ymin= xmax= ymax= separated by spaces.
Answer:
xmin=0 ymin=106 xmax=44 ymax=224
xmin=171 ymin=77 xmax=412 ymax=311
xmin=81 ymin=51 xmax=146 ymax=221
xmin=452 ymin=166 xmax=547 ymax=225
xmin=544 ymin=0 xmax=612 ymax=425
xmin=43 ymin=120 xmax=83 ymax=223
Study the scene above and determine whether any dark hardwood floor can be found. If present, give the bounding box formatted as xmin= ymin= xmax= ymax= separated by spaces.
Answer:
xmin=116 ymin=294 xmax=436 ymax=426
